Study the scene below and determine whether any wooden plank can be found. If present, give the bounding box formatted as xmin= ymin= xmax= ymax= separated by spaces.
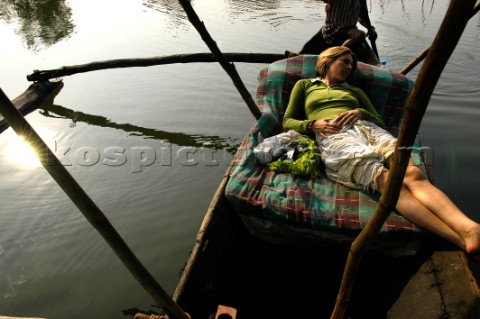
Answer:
xmin=386 ymin=240 xmax=480 ymax=318
xmin=0 ymin=79 xmax=63 ymax=134
xmin=434 ymin=248 xmax=480 ymax=318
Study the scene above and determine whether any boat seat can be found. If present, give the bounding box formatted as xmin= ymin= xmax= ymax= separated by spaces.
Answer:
xmin=225 ymin=55 xmax=427 ymax=256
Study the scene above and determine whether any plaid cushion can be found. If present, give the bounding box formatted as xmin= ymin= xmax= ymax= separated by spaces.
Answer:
xmin=225 ymin=55 xmax=424 ymax=242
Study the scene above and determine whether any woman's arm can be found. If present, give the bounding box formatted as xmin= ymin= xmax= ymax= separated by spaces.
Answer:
xmin=282 ymin=80 xmax=311 ymax=134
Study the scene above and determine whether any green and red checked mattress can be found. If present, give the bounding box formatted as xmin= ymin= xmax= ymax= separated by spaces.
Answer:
xmin=225 ymin=55 xmax=427 ymax=256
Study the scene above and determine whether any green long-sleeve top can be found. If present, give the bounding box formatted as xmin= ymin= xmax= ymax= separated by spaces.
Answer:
xmin=282 ymin=78 xmax=385 ymax=134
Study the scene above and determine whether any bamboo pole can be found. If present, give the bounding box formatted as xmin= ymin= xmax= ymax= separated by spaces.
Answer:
xmin=26 ymin=53 xmax=285 ymax=82
xmin=176 ymin=0 xmax=262 ymax=120
xmin=329 ymin=0 xmax=476 ymax=318
xmin=359 ymin=0 xmax=379 ymax=59
xmin=399 ymin=46 xmax=430 ymax=76
xmin=400 ymin=1 xmax=480 ymax=75
xmin=0 ymin=88 xmax=190 ymax=319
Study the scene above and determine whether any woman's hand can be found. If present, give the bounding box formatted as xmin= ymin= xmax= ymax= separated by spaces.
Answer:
xmin=334 ymin=109 xmax=362 ymax=127
xmin=311 ymin=118 xmax=342 ymax=138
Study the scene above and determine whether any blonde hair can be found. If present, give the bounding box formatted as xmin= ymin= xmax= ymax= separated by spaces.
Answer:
xmin=316 ymin=46 xmax=357 ymax=78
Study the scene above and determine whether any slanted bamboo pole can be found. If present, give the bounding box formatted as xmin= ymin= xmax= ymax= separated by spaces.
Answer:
xmin=400 ymin=1 xmax=479 ymax=75
xmin=0 ymin=88 xmax=190 ymax=319
xmin=26 ymin=53 xmax=285 ymax=82
xmin=330 ymin=0 xmax=476 ymax=318
xmin=399 ymin=46 xmax=430 ymax=76
xmin=176 ymin=0 xmax=262 ymax=120
xmin=359 ymin=0 xmax=379 ymax=59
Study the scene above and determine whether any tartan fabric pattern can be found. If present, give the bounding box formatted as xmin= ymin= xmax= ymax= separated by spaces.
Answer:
xmin=225 ymin=55 xmax=422 ymax=239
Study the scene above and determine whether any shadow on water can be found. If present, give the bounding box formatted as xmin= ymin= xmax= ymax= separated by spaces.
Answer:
xmin=0 ymin=0 xmax=74 ymax=51
xmin=39 ymin=102 xmax=240 ymax=154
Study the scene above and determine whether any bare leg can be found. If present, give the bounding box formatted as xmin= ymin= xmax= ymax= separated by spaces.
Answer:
xmin=402 ymin=164 xmax=480 ymax=255
xmin=341 ymin=28 xmax=366 ymax=49
xmin=376 ymin=166 xmax=480 ymax=255
xmin=377 ymin=170 xmax=465 ymax=249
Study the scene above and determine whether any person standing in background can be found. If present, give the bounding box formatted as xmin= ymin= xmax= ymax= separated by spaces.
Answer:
xmin=299 ymin=0 xmax=379 ymax=65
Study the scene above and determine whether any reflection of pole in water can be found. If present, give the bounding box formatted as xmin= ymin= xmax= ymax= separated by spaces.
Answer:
xmin=39 ymin=103 xmax=240 ymax=154
xmin=142 ymin=0 xmax=188 ymax=30
xmin=420 ymin=0 xmax=437 ymax=25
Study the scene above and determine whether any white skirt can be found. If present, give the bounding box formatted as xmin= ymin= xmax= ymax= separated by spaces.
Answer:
xmin=316 ymin=120 xmax=397 ymax=191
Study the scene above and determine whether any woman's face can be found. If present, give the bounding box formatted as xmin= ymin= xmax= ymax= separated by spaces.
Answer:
xmin=327 ymin=53 xmax=353 ymax=83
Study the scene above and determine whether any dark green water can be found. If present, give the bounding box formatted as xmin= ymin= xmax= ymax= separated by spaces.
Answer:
xmin=0 ymin=0 xmax=479 ymax=318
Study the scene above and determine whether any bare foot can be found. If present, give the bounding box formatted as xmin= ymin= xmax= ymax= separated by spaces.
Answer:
xmin=464 ymin=224 xmax=480 ymax=258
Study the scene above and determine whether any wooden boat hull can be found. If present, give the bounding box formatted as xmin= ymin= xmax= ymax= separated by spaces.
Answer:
xmin=173 ymin=165 xmax=480 ymax=319
xmin=0 ymin=79 xmax=63 ymax=134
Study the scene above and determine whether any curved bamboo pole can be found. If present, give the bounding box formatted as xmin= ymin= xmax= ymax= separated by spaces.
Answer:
xmin=26 ymin=53 xmax=285 ymax=82
xmin=330 ymin=0 xmax=476 ymax=318
xmin=176 ymin=0 xmax=262 ymax=120
xmin=0 ymin=88 xmax=190 ymax=319
xmin=400 ymin=1 xmax=479 ymax=75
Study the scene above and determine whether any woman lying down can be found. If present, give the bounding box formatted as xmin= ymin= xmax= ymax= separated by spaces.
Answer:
xmin=282 ymin=46 xmax=480 ymax=260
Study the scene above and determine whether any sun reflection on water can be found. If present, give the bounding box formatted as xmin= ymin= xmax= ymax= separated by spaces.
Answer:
xmin=3 ymin=134 xmax=42 ymax=169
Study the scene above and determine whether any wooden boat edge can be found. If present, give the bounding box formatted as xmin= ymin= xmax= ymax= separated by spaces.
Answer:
xmin=173 ymin=160 xmax=480 ymax=318
xmin=173 ymin=161 xmax=235 ymax=302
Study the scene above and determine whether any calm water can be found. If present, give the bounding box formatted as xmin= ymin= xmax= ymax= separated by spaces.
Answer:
xmin=0 ymin=0 xmax=479 ymax=318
